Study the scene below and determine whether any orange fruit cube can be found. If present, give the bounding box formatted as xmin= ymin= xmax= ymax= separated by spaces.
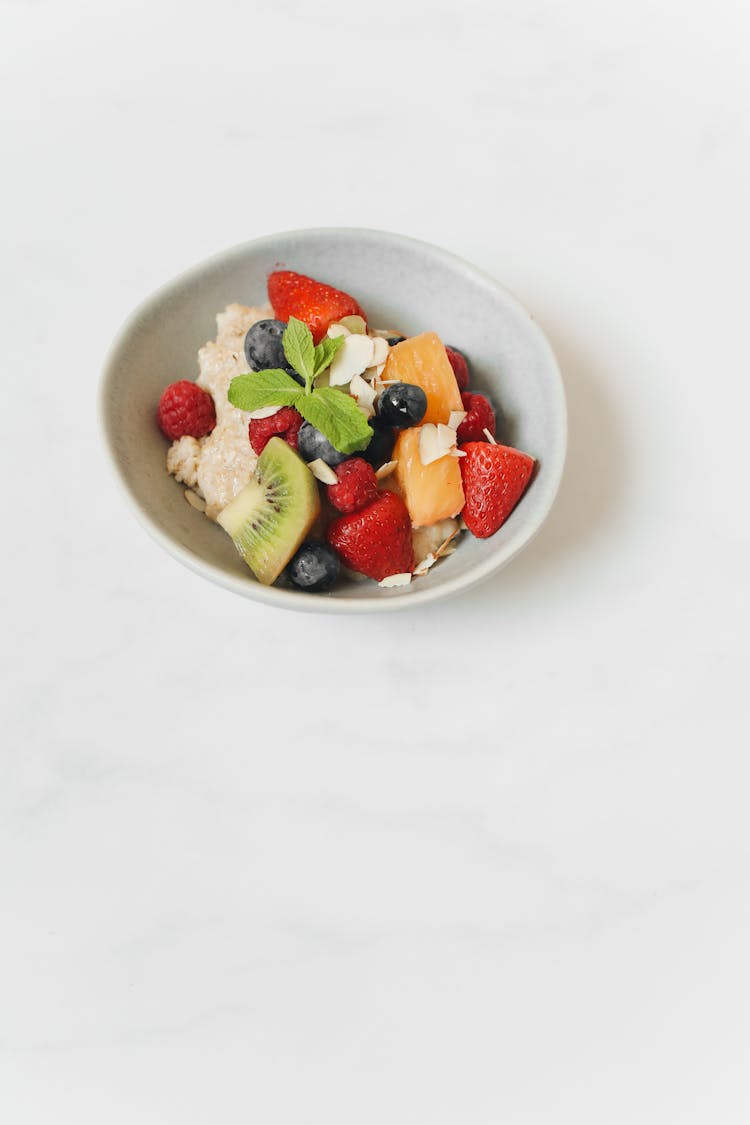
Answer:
xmin=393 ymin=427 xmax=465 ymax=528
xmin=383 ymin=332 xmax=463 ymax=425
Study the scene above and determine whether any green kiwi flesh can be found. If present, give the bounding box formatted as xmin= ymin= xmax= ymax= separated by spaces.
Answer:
xmin=217 ymin=437 xmax=321 ymax=585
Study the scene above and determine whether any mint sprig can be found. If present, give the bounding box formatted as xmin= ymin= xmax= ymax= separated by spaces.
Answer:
xmin=296 ymin=387 xmax=373 ymax=455
xmin=228 ymin=319 xmax=371 ymax=455
xmin=228 ymin=369 xmax=303 ymax=413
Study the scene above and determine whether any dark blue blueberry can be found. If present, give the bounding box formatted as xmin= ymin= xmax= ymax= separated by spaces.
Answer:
xmin=386 ymin=334 xmax=406 ymax=346
xmin=244 ymin=319 xmax=303 ymax=385
xmin=287 ymin=542 xmax=341 ymax=592
xmin=361 ymin=417 xmax=396 ymax=468
xmin=297 ymin=421 xmax=350 ymax=467
xmin=377 ymin=382 xmax=428 ymax=429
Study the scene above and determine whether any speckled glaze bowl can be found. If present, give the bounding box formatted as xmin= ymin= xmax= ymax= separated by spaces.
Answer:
xmin=100 ymin=228 xmax=566 ymax=612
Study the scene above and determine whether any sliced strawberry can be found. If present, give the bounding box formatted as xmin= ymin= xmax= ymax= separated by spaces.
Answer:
xmin=267 ymin=270 xmax=365 ymax=344
xmin=459 ymin=441 xmax=535 ymax=538
xmin=326 ymin=490 xmax=415 ymax=581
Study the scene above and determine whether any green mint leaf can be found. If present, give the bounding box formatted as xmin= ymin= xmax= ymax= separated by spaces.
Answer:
xmin=313 ymin=333 xmax=345 ymax=377
xmin=282 ymin=317 xmax=315 ymax=389
xmin=228 ymin=370 xmax=302 ymax=413
xmin=296 ymin=387 xmax=373 ymax=455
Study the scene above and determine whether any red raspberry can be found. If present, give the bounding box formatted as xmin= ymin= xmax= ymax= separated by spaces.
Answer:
xmin=445 ymin=345 xmax=470 ymax=392
xmin=326 ymin=458 xmax=378 ymax=513
xmin=157 ymin=380 xmax=216 ymax=441
xmin=456 ymin=391 xmax=496 ymax=444
xmin=249 ymin=407 xmax=303 ymax=455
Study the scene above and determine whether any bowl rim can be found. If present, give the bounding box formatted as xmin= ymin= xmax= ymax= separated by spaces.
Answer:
xmin=99 ymin=226 xmax=567 ymax=613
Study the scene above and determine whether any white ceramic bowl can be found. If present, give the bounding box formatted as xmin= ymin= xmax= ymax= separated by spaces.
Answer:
xmin=100 ymin=228 xmax=566 ymax=612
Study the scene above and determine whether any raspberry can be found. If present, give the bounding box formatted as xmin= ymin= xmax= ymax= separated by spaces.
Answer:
xmin=445 ymin=346 xmax=470 ymax=392
xmin=157 ymin=380 xmax=216 ymax=441
xmin=456 ymin=391 xmax=496 ymax=444
xmin=326 ymin=458 xmax=378 ymax=513
xmin=248 ymin=407 xmax=303 ymax=455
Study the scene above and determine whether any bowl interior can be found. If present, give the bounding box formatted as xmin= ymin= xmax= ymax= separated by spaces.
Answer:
xmin=101 ymin=229 xmax=566 ymax=610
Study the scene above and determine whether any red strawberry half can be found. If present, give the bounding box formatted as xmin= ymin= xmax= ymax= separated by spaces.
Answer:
xmin=459 ymin=441 xmax=535 ymax=538
xmin=326 ymin=490 xmax=415 ymax=581
xmin=267 ymin=270 xmax=365 ymax=344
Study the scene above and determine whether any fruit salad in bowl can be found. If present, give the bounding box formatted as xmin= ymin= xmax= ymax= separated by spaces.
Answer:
xmin=155 ymin=268 xmax=537 ymax=594
xmin=100 ymin=228 xmax=566 ymax=611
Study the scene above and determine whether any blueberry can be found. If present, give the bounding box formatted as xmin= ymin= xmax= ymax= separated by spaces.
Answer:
xmin=244 ymin=319 xmax=303 ymax=385
xmin=362 ymin=417 xmax=396 ymax=468
xmin=287 ymin=542 xmax=341 ymax=592
xmin=386 ymin=334 xmax=406 ymax=346
xmin=297 ymin=421 xmax=350 ymax=466
xmin=377 ymin=382 xmax=428 ymax=429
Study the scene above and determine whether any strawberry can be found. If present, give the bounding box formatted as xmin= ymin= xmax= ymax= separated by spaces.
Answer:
xmin=267 ymin=270 xmax=365 ymax=344
xmin=459 ymin=440 xmax=535 ymax=538
xmin=326 ymin=490 xmax=415 ymax=581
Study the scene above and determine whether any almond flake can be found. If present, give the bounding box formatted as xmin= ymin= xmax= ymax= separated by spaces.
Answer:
xmin=184 ymin=489 xmax=206 ymax=512
xmin=308 ymin=458 xmax=338 ymax=485
xmin=248 ymin=404 xmax=282 ymax=420
xmin=369 ymin=337 xmax=390 ymax=366
xmin=329 ymin=333 xmax=375 ymax=386
xmin=378 ymin=572 xmax=412 ymax=588
xmin=350 ymin=372 xmax=376 ymax=409
xmin=414 ymin=553 xmax=437 ymax=577
xmin=338 ymin=315 xmax=367 ymax=335
xmin=327 ymin=323 xmax=350 ymax=339
xmin=435 ymin=528 xmax=461 ymax=558
xmin=448 ymin=410 xmax=467 ymax=430
xmin=370 ymin=327 xmax=401 ymax=339
xmin=419 ymin=424 xmax=449 ymax=466
xmin=375 ymin=459 xmax=398 ymax=480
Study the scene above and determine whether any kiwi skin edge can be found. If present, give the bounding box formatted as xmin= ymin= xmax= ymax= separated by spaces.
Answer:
xmin=217 ymin=437 xmax=321 ymax=585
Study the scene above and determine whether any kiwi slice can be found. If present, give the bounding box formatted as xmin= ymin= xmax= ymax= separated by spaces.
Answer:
xmin=217 ymin=437 xmax=321 ymax=585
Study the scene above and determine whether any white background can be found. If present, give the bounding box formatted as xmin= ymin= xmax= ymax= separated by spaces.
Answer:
xmin=2 ymin=0 xmax=749 ymax=1121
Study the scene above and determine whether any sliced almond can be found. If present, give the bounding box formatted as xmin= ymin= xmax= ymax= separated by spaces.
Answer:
xmin=419 ymin=424 xmax=449 ymax=466
xmin=378 ymin=572 xmax=412 ymax=588
xmin=369 ymin=336 xmax=390 ymax=366
xmin=350 ymin=372 xmax=377 ymax=410
xmin=483 ymin=427 xmax=497 ymax=444
xmin=308 ymin=458 xmax=338 ymax=485
xmin=419 ymin=423 xmax=460 ymax=466
xmin=327 ymin=323 xmax=350 ymax=339
xmin=338 ymin=315 xmax=367 ymax=335
xmin=435 ymin=527 xmax=461 ymax=558
xmin=185 ymin=489 xmax=207 ymax=512
xmin=448 ymin=410 xmax=467 ymax=430
xmin=329 ymin=333 xmax=375 ymax=386
xmin=248 ymin=404 xmax=282 ymax=420
xmin=375 ymin=459 xmax=398 ymax=480
xmin=414 ymin=553 xmax=437 ymax=577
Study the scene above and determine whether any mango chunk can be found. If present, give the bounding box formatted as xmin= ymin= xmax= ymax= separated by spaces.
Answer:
xmin=383 ymin=332 xmax=463 ymax=425
xmin=393 ymin=427 xmax=465 ymax=528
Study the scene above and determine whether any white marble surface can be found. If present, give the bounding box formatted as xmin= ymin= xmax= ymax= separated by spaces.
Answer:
xmin=3 ymin=0 xmax=749 ymax=1120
